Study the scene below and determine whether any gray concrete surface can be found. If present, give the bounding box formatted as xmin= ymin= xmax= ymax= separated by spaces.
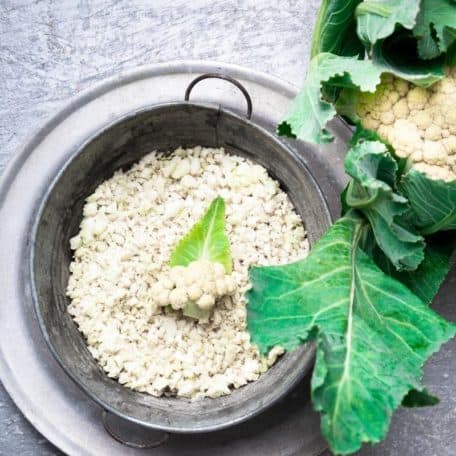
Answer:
xmin=0 ymin=1 xmax=454 ymax=455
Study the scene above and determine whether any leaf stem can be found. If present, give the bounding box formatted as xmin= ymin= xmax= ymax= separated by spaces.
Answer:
xmin=419 ymin=211 xmax=456 ymax=235
xmin=310 ymin=0 xmax=330 ymax=58
xmin=356 ymin=2 xmax=392 ymax=18
xmin=345 ymin=180 xmax=380 ymax=208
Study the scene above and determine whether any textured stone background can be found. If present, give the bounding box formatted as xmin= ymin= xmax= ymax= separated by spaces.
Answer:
xmin=0 ymin=0 xmax=317 ymax=173
xmin=0 ymin=1 xmax=454 ymax=455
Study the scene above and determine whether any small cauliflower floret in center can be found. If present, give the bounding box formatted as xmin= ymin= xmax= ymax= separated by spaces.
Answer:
xmin=150 ymin=260 xmax=236 ymax=321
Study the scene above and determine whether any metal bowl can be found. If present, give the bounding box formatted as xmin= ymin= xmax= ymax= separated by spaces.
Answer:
xmin=31 ymin=74 xmax=332 ymax=434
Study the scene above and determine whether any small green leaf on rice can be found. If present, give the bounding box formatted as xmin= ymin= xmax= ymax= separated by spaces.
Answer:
xmin=170 ymin=196 xmax=232 ymax=273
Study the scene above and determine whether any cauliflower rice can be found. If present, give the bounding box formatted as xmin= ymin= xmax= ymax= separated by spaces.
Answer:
xmin=67 ymin=146 xmax=308 ymax=399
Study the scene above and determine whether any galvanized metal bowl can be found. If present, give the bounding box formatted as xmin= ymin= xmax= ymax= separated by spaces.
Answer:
xmin=31 ymin=74 xmax=332 ymax=434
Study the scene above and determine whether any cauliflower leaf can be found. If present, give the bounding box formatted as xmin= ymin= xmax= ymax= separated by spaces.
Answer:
xmin=311 ymin=0 xmax=365 ymax=58
xmin=400 ymin=170 xmax=456 ymax=234
xmin=371 ymin=30 xmax=446 ymax=87
xmin=413 ymin=0 xmax=456 ymax=60
xmin=372 ymin=236 xmax=456 ymax=304
xmin=355 ymin=0 xmax=421 ymax=47
xmin=170 ymin=196 xmax=232 ymax=273
xmin=247 ymin=212 xmax=456 ymax=455
xmin=278 ymin=53 xmax=382 ymax=144
xmin=344 ymin=139 xmax=425 ymax=271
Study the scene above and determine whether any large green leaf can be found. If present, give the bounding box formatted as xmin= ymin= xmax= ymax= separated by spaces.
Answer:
xmin=247 ymin=213 xmax=455 ymax=455
xmin=371 ymin=234 xmax=456 ymax=304
xmin=413 ymin=0 xmax=456 ymax=59
xmin=170 ymin=196 xmax=232 ymax=273
xmin=400 ymin=170 xmax=456 ymax=235
xmin=278 ymin=53 xmax=382 ymax=144
xmin=372 ymin=30 xmax=446 ymax=87
xmin=311 ymin=0 xmax=365 ymax=58
xmin=355 ymin=0 xmax=421 ymax=47
xmin=344 ymin=140 xmax=425 ymax=271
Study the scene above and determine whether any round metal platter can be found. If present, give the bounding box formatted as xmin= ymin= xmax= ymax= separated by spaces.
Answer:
xmin=0 ymin=61 xmax=351 ymax=456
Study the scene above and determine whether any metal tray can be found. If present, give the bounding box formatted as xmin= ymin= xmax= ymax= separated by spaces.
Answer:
xmin=0 ymin=61 xmax=351 ymax=456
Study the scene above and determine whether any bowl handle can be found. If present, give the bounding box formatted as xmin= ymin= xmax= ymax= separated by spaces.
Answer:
xmin=184 ymin=73 xmax=253 ymax=119
xmin=102 ymin=410 xmax=169 ymax=448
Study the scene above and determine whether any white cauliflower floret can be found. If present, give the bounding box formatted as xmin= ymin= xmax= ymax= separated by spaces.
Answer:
xmin=187 ymin=284 xmax=202 ymax=301
xmin=424 ymin=124 xmax=442 ymax=141
xmin=410 ymin=111 xmax=432 ymax=130
xmin=150 ymin=260 xmax=236 ymax=321
xmin=379 ymin=111 xmax=394 ymax=125
xmin=387 ymin=119 xmax=423 ymax=158
xmin=169 ymin=288 xmax=188 ymax=308
xmin=392 ymin=98 xmax=409 ymax=119
xmin=413 ymin=163 xmax=453 ymax=181
xmin=443 ymin=136 xmax=456 ymax=154
xmin=422 ymin=141 xmax=447 ymax=165
xmin=197 ymin=294 xmax=215 ymax=310
xmin=357 ymin=69 xmax=456 ymax=181
xmin=406 ymin=87 xmax=429 ymax=110
xmin=394 ymin=78 xmax=410 ymax=96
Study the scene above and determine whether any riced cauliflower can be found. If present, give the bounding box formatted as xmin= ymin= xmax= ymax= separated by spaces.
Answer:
xmin=151 ymin=260 xmax=236 ymax=321
xmin=357 ymin=67 xmax=456 ymax=181
xmin=67 ymin=146 xmax=307 ymax=399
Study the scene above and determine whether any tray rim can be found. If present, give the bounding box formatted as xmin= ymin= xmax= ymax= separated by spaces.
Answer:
xmin=0 ymin=60 xmax=351 ymax=456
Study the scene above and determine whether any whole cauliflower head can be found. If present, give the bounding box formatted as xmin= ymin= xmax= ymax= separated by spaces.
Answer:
xmin=356 ymin=67 xmax=456 ymax=182
xmin=151 ymin=260 xmax=236 ymax=321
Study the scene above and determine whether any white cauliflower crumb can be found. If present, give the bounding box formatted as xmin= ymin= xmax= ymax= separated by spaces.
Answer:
xmin=357 ymin=67 xmax=456 ymax=181
xmin=67 ymin=146 xmax=308 ymax=399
